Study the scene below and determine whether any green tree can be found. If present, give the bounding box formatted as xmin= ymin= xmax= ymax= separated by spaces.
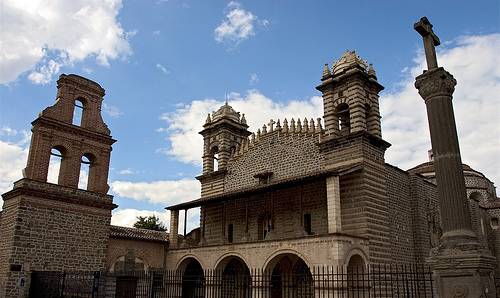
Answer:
xmin=133 ymin=215 xmax=167 ymax=231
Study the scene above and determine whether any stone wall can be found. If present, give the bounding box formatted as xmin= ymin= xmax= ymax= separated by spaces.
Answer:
xmin=202 ymin=180 xmax=327 ymax=246
xmin=166 ymin=233 xmax=369 ymax=270
xmin=0 ymin=180 xmax=114 ymax=297
xmin=385 ymin=164 xmax=416 ymax=263
xmin=224 ymin=131 xmax=323 ymax=192
xmin=106 ymin=238 xmax=166 ymax=271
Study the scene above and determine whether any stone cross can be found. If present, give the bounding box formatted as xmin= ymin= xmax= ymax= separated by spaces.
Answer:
xmin=268 ymin=119 xmax=276 ymax=132
xmin=414 ymin=17 xmax=441 ymax=70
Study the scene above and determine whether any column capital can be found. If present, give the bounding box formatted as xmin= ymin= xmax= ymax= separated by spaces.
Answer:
xmin=415 ymin=67 xmax=457 ymax=101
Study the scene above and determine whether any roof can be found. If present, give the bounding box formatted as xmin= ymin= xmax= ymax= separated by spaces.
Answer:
xmin=167 ymin=163 xmax=363 ymax=210
xmin=408 ymin=161 xmax=490 ymax=181
xmin=109 ymin=225 xmax=169 ymax=243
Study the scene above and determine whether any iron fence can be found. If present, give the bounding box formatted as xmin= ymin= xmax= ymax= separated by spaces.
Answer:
xmin=29 ymin=264 xmax=434 ymax=298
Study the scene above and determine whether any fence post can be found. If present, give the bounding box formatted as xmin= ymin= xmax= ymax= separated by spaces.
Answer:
xmin=60 ymin=272 xmax=66 ymax=298
xmin=92 ymin=271 xmax=100 ymax=298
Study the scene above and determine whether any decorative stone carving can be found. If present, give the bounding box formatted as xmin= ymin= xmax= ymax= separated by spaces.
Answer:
xmin=414 ymin=67 xmax=457 ymax=101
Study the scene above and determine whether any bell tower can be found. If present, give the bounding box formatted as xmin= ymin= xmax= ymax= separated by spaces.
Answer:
xmin=317 ymin=51 xmax=383 ymax=139
xmin=0 ymin=74 xmax=117 ymax=297
xmin=197 ymin=103 xmax=251 ymax=197
xmin=316 ymin=52 xmax=392 ymax=264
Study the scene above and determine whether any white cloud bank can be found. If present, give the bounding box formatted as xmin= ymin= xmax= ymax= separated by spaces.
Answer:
xmin=214 ymin=1 xmax=268 ymax=45
xmin=0 ymin=0 xmax=132 ymax=85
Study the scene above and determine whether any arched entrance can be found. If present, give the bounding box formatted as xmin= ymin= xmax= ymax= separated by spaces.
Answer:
xmin=265 ymin=253 xmax=313 ymax=298
xmin=178 ymin=258 xmax=205 ymax=298
xmin=347 ymin=254 xmax=366 ymax=297
xmin=216 ymin=256 xmax=252 ymax=297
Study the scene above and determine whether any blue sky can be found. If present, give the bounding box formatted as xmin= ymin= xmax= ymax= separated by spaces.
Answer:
xmin=1 ymin=0 xmax=499 ymax=230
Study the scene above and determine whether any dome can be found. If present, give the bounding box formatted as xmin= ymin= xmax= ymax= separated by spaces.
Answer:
xmin=211 ymin=102 xmax=241 ymax=123
xmin=332 ymin=51 xmax=369 ymax=75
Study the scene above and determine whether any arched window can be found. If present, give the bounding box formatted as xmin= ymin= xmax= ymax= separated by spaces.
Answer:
xmin=73 ymin=99 xmax=84 ymax=126
xmin=209 ymin=146 xmax=219 ymax=172
xmin=78 ymin=153 xmax=94 ymax=190
xmin=491 ymin=217 xmax=499 ymax=230
xmin=47 ymin=147 xmax=64 ymax=184
xmin=336 ymin=103 xmax=350 ymax=136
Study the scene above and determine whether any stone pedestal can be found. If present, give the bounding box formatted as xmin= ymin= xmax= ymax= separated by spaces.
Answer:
xmin=415 ymin=67 xmax=497 ymax=297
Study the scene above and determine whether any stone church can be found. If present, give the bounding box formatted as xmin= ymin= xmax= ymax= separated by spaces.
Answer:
xmin=0 ymin=51 xmax=498 ymax=297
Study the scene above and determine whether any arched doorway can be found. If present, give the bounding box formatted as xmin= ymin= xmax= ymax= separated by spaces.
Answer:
xmin=347 ymin=254 xmax=366 ymax=297
xmin=179 ymin=258 xmax=205 ymax=298
xmin=216 ymin=256 xmax=252 ymax=298
xmin=265 ymin=253 xmax=313 ymax=298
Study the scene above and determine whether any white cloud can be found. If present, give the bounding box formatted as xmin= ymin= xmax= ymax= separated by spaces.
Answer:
xmin=0 ymin=141 xmax=28 ymax=196
xmin=214 ymin=1 xmax=267 ymax=45
xmin=249 ymin=73 xmax=259 ymax=85
xmin=118 ymin=168 xmax=134 ymax=175
xmin=380 ymin=33 xmax=500 ymax=188
xmin=159 ymin=91 xmax=323 ymax=165
xmin=0 ymin=0 xmax=133 ymax=85
xmin=28 ymin=59 xmax=62 ymax=84
xmin=110 ymin=179 xmax=200 ymax=205
xmin=111 ymin=208 xmax=200 ymax=234
xmin=156 ymin=63 xmax=171 ymax=75
xmin=102 ymin=103 xmax=123 ymax=118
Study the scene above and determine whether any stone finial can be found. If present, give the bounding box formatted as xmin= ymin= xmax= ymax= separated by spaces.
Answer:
xmin=251 ymin=132 xmax=256 ymax=144
xmin=290 ymin=118 xmax=296 ymax=133
xmin=256 ymin=128 xmax=261 ymax=140
xmin=262 ymin=124 xmax=267 ymax=134
xmin=276 ymin=119 xmax=281 ymax=130
xmin=322 ymin=63 xmax=331 ymax=80
xmin=368 ymin=64 xmax=377 ymax=78
xmin=241 ymin=113 xmax=247 ymax=125
xmin=309 ymin=118 xmax=315 ymax=132
xmin=303 ymin=117 xmax=309 ymax=133
xmin=297 ymin=118 xmax=302 ymax=132
xmin=283 ymin=118 xmax=289 ymax=133
xmin=316 ymin=118 xmax=322 ymax=132
xmin=268 ymin=119 xmax=275 ymax=132
xmin=205 ymin=113 xmax=212 ymax=124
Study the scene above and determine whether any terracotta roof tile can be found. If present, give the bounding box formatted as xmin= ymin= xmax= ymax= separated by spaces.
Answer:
xmin=109 ymin=225 xmax=168 ymax=243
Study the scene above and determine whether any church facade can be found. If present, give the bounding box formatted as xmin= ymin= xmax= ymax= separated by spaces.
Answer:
xmin=0 ymin=51 xmax=499 ymax=297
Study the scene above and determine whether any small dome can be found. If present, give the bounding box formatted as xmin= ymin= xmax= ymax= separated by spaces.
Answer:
xmin=211 ymin=102 xmax=241 ymax=123
xmin=332 ymin=51 xmax=369 ymax=75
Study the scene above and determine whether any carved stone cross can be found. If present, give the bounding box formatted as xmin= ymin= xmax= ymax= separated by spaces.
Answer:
xmin=414 ymin=17 xmax=441 ymax=70
xmin=268 ymin=119 xmax=276 ymax=132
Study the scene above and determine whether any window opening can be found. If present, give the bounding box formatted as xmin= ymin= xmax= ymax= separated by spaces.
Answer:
xmin=47 ymin=148 xmax=63 ymax=184
xmin=304 ymin=213 xmax=312 ymax=235
xmin=73 ymin=99 xmax=84 ymax=126
xmin=227 ymin=224 xmax=234 ymax=243
xmin=78 ymin=154 xmax=91 ymax=190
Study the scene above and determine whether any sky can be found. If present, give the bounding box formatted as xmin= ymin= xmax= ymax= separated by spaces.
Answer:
xmin=1 ymin=0 xmax=499 ymax=233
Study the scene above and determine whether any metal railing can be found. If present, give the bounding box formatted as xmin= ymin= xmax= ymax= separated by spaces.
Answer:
xmin=29 ymin=264 xmax=434 ymax=298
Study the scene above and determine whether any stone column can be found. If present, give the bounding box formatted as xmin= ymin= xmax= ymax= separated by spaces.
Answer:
xmin=326 ymin=176 xmax=342 ymax=233
xmin=169 ymin=210 xmax=179 ymax=248
xmin=415 ymin=67 xmax=496 ymax=297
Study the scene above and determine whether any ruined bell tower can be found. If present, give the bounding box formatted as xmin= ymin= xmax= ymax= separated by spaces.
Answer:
xmin=0 ymin=74 xmax=117 ymax=297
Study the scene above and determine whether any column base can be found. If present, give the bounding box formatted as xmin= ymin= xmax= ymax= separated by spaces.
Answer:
xmin=428 ymin=237 xmax=496 ymax=298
